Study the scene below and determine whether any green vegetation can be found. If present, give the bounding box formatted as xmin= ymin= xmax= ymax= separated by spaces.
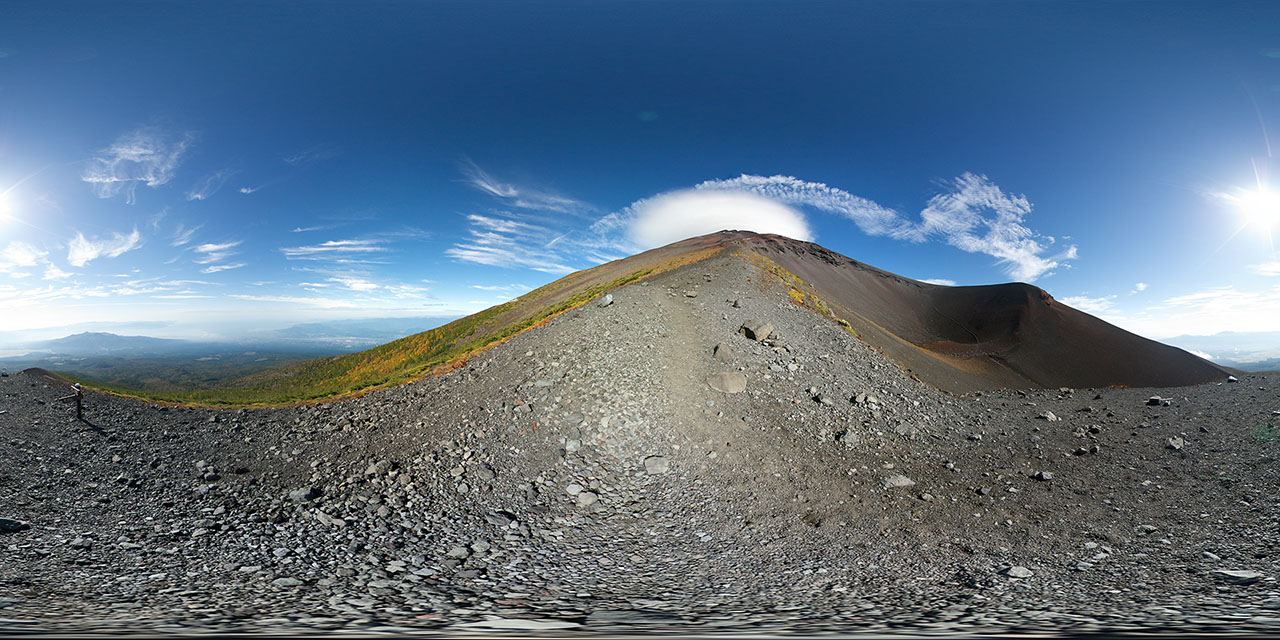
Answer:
xmin=743 ymin=250 xmax=858 ymax=338
xmin=75 ymin=246 xmax=720 ymax=408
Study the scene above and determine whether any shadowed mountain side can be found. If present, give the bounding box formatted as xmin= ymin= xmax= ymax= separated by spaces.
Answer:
xmin=731 ymin=232 xmax=1230 ymax=392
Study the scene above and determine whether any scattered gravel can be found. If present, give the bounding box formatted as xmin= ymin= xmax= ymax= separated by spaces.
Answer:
xmin=1 ymin=252 xmax=1278 ymax=635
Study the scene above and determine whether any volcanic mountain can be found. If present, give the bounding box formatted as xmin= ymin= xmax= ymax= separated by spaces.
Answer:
xmin=101 ymin=230 xmax=1226 ymax=406
xmin=1 ymin=229 xmax=1275 ymax=634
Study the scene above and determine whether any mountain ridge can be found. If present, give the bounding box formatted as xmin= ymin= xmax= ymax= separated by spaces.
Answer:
xmin=53 ymin=230 xmax=1228 ymax=405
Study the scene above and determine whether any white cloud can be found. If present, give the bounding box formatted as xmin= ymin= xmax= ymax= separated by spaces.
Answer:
xmin=231 ymin=294 xmax=356 ymax=309
xmin=1133 ymin=282 xmax=1149 ymax=293
xmin=461 ymin=160 xmax=589 ymax=214
xmin=81 ymin=126 xmax=196 ymax=204
xmin=1252 ymin=261 xmax=1280 ymax=276
xmin=281 ymin=239 xmax=387 ymax=258
xmin=915 ymin=173 xmax=1072 ymax=282
xmin=921 ymin=278 xmax=957 ymax=286
xmin=283 ymin=145 xmax=338 ymax=166
xmin=67 ymin=228 xmax=142 ymax=267
xmin=446 ymin=214 xmax=579 ymax=274
xmin=43 ymin=264 xmax=71 ymax=280
xmin=202 ymin=263 xmax=246 ymax=274
xmin=1103 ymin=285 xmax=1280 ymax=338
xmin=186 ymin=170 xmax=236 ymax=201
xmin=239 ymin=187 xmax=257 ymax=195
xmin=451 ymin=169 xmax=1071 ymax=284
xmin=330 ymin=275 xmax=378 ymax=291
xmin=688 ymin=173 xmax=1072 ymax=282
xmin=694 ymin=174 xmax=908 ymax=237
xmin=171 ymin=223 xmax=201 ymax=246
xmin=192 ymin=240 xmax=242 ymax=265
xmin=1060 ymin=295 xmax=1116 ymax=314
xmin=0 ymin=241 xmax=45 ymax=270
xmin=623 ymin=190 xmax=813 ymax=249
xmin=1188 ymin=349 xmax=1215 ymax=360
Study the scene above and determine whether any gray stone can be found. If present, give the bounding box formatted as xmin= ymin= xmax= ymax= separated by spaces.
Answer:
xmin=576 ymin=491 xmax=599 ymax=508
xmin=712 ymin=343 xmax=734 ymax=363
xmin=707 ymin=372 xmax=747 ymax=394
xmin=485 ymin=511 xmax=516 ymax=527
xmin=1037 ymin=411 xmax=1059 ymax=422
xmin=643 ymin=455 xmax=670 ymax=475
xmin=289 ymin=486 xmax=321 ymax=503
xmin=1211 ymin=569 xmax=1263 ymax=585
xmin=445 ymin=546 xmax=471 ymax=559
xmin=1147 ymin=396 xmax=1165 ymax=406
xmin=1003 ymin=566 xmax=1034 ymax=578
xmin=1166 ymin=436 xmax=1186 ymax=451
xmin=597 ymin=294 xmax=613 ymax=308
xmin=882 ymin=474 xmax=915 ymax=489
xmin=893 ymin=424 xmax=920 ymax=438
xmin=273 ymin=577 xmax=303 ymax=587
xmin=739 ymin=320 xmax=773 ymax=342
xmin=1032 ymin=470 xmax=1054 ymax=481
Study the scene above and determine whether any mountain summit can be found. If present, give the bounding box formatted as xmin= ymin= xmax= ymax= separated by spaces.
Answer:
xmin=89 ymin=230 xmax=1227 ymax=405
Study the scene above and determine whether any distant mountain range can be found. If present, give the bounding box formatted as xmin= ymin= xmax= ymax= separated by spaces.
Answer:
xmin=1163 ymin=331 xmax=1280 ymax=372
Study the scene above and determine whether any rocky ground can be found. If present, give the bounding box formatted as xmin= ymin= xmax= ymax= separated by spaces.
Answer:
xmin=1 ymin=252 xmax=1278 ymax=636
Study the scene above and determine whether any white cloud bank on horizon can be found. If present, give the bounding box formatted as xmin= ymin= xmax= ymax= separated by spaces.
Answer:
xmin=81 ymin=126 xmax=196 ymax=204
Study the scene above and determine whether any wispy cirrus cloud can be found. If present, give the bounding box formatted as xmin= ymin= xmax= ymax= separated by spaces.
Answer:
xmin=171 ymin=223 xmax=202 ymax=247
xmin=280 ymin=238 xmax=389 ymax=260
xmin=186 ymin=170 xmax=237 ymax=201
xmin=446 ymin=214 xmax=579 ymax=274
xmin=283 ymin=145 xmax=338 ymax=166
xmin=202 ymin=263 xmax=246 ymax=274
xmin=461 ymin=160 xmax=590 ymax=214
xmin=192 ymin=240 xmax=242 ymax=264
xmin=82 ymin=126 xmax=196 ymax=204
xmin=67 ymin=228 xmax=142 ymax=267
xmin=921 ymin=278 xmax=957 ymax=286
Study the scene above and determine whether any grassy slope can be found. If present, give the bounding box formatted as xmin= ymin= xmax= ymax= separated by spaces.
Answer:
xmin=78 ymin=245 xmax=722 ymax=407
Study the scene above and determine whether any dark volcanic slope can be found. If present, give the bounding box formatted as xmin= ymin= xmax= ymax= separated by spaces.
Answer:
xmin=723 ymin=231 xmax=1230 ymax=392
xmin=1 ymin=247 xmax=1277 ymax=636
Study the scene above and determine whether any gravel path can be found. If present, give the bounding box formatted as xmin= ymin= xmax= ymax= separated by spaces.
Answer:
xmin=1 ymin=252 xmax=1278 ymax=635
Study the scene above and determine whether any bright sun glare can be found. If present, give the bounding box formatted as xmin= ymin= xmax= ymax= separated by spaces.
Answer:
xmin=1234 ymin=187 xmax=1280 ymax=230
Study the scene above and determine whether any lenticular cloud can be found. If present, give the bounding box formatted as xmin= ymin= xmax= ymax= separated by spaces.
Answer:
xmin=624 ymin=190 xmax=814 ymax=248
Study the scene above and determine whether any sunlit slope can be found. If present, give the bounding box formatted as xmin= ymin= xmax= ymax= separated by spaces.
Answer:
xmin=89 ymin=240 xmax=722 ymax=406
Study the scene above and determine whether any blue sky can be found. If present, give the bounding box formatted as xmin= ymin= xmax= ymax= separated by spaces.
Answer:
xmin=0 ymin=1 xmax=1278 ymax=344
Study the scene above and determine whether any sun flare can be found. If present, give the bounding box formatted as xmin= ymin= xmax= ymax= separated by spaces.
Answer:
xmin=1233 ymin=187 xmax=1280 ymax=230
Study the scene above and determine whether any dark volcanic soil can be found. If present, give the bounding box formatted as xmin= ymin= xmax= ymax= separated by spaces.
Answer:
xmin=1 ymin=252 xmax=1278 ymax=635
